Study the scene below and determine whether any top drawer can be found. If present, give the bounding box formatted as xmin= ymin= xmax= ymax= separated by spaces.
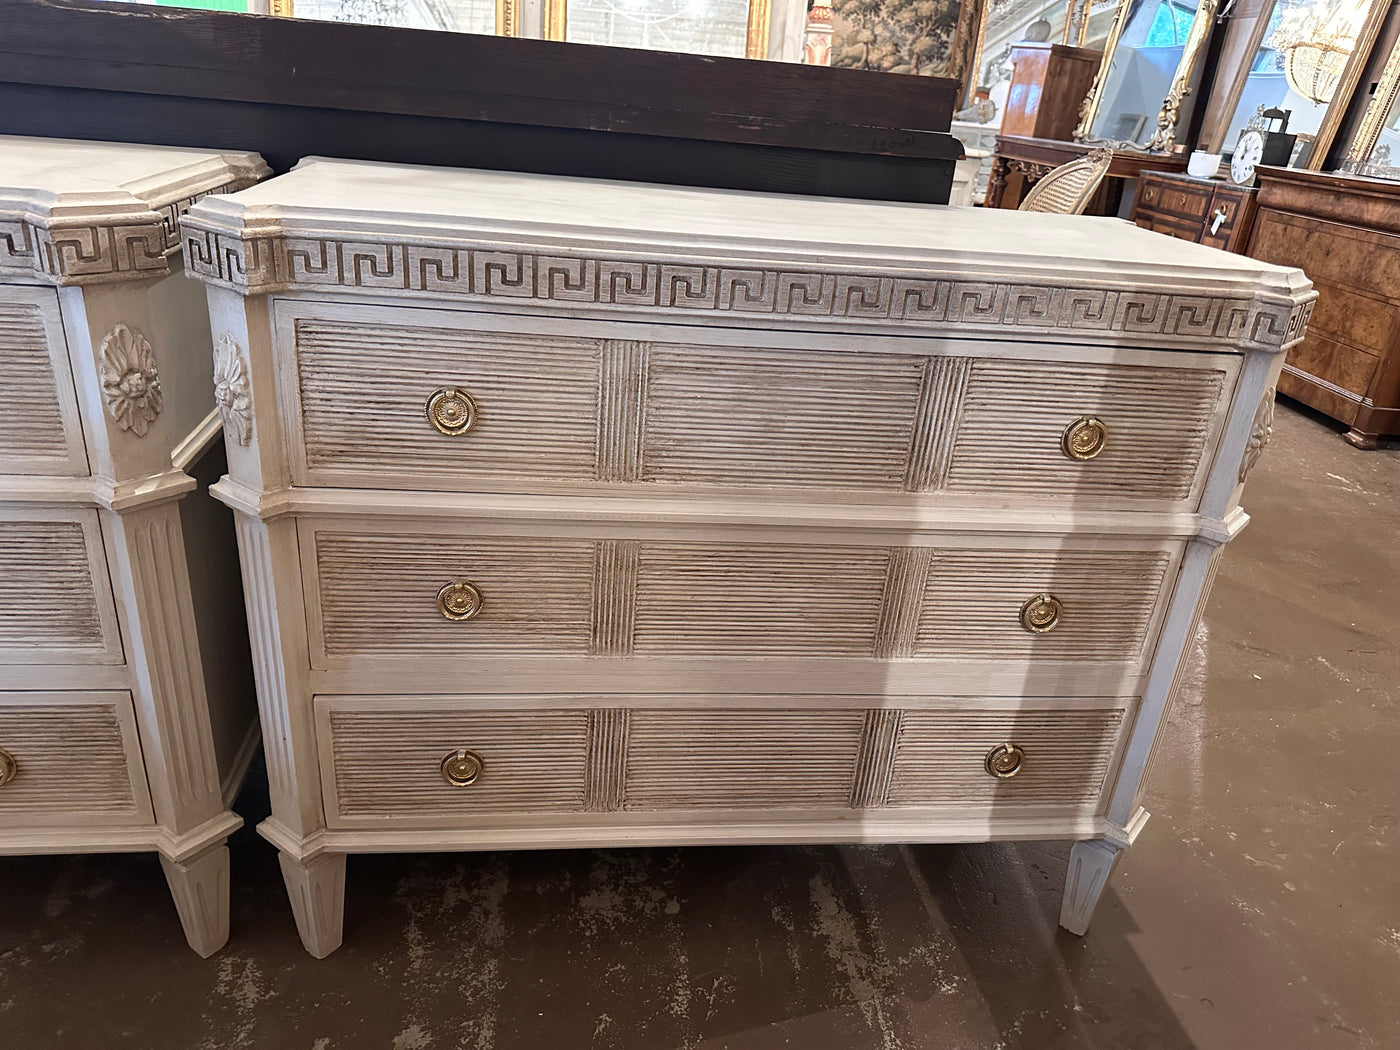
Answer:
xmin=0 ymin=287 xmax=88 ymax=477
xmin=276 ymin=300 xmax=1236 ymax=508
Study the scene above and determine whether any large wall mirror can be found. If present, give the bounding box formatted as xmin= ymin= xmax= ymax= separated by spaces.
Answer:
xmin=1344 ymin=39 xmax=1400 ymax=179
xmin=1075 ymin=0 xmax=1218 ymax=150
xmin=1209 ymin=0 xmax=1389 ymax=168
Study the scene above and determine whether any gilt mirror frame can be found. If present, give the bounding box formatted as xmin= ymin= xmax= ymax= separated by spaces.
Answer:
xmin=267 ymin=0 xmax=773 ymax=56
xmin=1202 ymin=0 xmax=1390 ymax=171
xmin=1072 ymin=0 xmax=1221 ymax=152
xmin=1344 ymin=32 xmax=1400 ymax=173
xmin=964 ymin=0 xmax=1083 ymax=108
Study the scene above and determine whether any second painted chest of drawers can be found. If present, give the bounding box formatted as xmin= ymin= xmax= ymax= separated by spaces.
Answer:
xmin=1 ymin=136 xmax=268 ymax=955
xmin=181 ymin=160 xmax=1314 ymax=956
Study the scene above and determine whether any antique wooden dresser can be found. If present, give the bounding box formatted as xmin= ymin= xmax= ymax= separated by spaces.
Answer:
xmin=1132 ymin=171 xmax=1258 ymax=254
xmin=182 ymin=159 xmax=1314 ymax=956
xmin=1247 ymin=166 xmax=1400 ymax=447
xmin=0 ymin=137 xmax=267 ymax=955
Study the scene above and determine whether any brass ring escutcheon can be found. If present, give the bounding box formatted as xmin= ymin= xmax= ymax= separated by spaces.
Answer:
xmin=440 ymin=749 xmax=484 ymax=787
xmin=425 ymin=387 xmax=479 ymax=436
xmin=985 ymin=743 xmax=1025 ymax=779
xmin=437 ymin=580 xmax=484 ymax=621
xmin=0 ymin=748 xmax=17 ymax=787
xmin=1061 ymin=415 xmax=1108 ymax=460
xmin=1020 ymin=592 xmax=1064 ymax=634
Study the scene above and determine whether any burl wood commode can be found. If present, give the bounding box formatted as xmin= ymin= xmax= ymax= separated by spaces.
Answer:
xmin=0 ymin=136 xmax=267 ymax=955
xmin=181 ymin=159 xmax=1314 ymax=956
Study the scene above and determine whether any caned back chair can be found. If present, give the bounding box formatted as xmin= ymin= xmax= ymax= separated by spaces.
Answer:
xmin=1018 ymin=147 xmax=1113 ymax=215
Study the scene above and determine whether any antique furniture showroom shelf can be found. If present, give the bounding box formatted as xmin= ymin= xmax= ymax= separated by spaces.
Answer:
xmin=181 ymin=159 xmax=1314 ymax=957
xmin=0 ymin=137 xmax=267 ymax=955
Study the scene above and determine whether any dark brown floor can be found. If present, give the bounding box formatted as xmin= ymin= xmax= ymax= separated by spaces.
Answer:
xmin=2 ymin=401 xmax=1398 ymax=1050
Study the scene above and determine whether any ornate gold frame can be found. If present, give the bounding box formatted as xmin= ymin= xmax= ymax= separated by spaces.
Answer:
xmin=265 ymin=0 xmax=524 ymax=35
xmin=496 ymin=0 xmax=520 ymax=36
xmin=1073 ymin=0 xmax=1219 ymax=151
xmin=966 ymin=0 xmax=1079 ymax=105
xmin=1202 ymin=0 xmax=1388 ymax=168
xmin=541 ymin=0 xmax=770 ymax=57
xmin=1344 ymin=16 xmax=1400 ymax=167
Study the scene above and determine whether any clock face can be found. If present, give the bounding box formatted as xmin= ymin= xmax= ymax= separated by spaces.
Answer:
xmin=1232 ymin=131 xmax=1265 ymax=185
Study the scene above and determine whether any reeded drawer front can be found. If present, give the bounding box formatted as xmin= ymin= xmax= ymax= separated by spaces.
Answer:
xmin=886 ymin=709 xmax=1126 ymax=806
xmin=278 ymin=301 xmax=1234 ymax=506
xmin=0 ymin=691 xmax=153 ymax=827
xmin=303 ymin=522 xmax=1179 ymax=668
xmin=0 ymin=508 xmax=124 ymax=666
xmin=314 ymin=696 xmax=1131 ymax=827
xmin=0 ymin=287 xmax=88 ymax=477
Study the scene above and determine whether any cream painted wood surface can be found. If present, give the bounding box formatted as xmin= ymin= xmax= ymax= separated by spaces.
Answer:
xmin=182 ymin=158 xmax=1315 ymax=956
xmin=0 ymin=137 xmax=268 ymax=956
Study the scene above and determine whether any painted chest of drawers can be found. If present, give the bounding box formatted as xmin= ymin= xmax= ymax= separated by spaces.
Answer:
xmin=181 ymin=159 xmax=1314 ymax=957
xmin=0 ymin=137 xmax=268 ymax=955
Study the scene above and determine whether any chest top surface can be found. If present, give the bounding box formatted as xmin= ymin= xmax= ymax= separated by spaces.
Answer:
xmin=182 ymin=158 xmax=1314 ymax=355
xmin=0 ymin=136 xmax=269 ymax=286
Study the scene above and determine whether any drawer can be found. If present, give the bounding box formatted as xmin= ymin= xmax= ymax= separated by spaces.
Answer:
xmin=314 ymin=695 xmax=1130 ymax=828
xmin=0 ymin=691 xmax=154 ymax=827
xmin=0 ymin=287 xmax=88 ymax=476
xmin=1151 ymin=181 xmax=1214 ymax=222
xmin=0 ymin=507 xmax=125 ymax=665
xmin=302 ymin=521 xmax=1180 ymax=669
xmin=277 ymin=300 xmax=1235 ymax=507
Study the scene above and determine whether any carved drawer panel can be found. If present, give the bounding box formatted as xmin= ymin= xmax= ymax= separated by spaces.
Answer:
xmin=621 ymin=708 xmax=867 ymax=810
xmin=1152 ymin=181 xmax=1214 ymax=222
xmin=0 ymin=691 xmax=154 ymax=827
xmin=943 ymin=359 xmax=1228 ymax=501
xmin=318 ymin=703 xmax=591 ymax=821
xmin=303 ymin=522 xmax=1179 ymax=670
xmin=0 ymin=288 xmax=88 ymax=476
xmin=314 ymin=695 xmax=1131 ymax=828
xmin=0 ymin=509 xmax=124 ymax=666
xmin=885 ymin=708 xmax=1127 ymax=807
xmin=278 ymin=300 xmax=1234 ymax=507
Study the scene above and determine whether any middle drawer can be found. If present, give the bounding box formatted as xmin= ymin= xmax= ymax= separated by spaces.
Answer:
xmin=300 ymin=518 xmax=1182 ymax=677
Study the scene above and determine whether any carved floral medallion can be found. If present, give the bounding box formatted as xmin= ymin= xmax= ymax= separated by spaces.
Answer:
xmin=99 ymin=323 xmax=163 ymax=437
xmin=213 ymin=332 xmax=253 ymax=446
xmin=1239 ymin=386 xmax=1276 ymax=482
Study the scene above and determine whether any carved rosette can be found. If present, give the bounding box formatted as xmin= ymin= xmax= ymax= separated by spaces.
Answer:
xmin=99 ymin=324 xmax=163 ymax=437
xmin=1239 ymin=387 xmax=1276 ymax=482
xmin=212 ymin=332 xmax=253 ymax=446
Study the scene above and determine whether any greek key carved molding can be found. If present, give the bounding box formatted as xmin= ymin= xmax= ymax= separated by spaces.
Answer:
xmin=212 ymin=332 xmax=253 ymax=446
xmin=99 ymin=323 xmax=163 ymax=437
xmin=180 ymin=229 xmax=1314 ymax=353
xmin=0 ymin=181 xmax=246 ymax=285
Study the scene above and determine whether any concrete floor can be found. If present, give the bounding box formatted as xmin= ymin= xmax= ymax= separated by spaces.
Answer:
xmin=2 ymin=400 xmax=1397 ymax=1049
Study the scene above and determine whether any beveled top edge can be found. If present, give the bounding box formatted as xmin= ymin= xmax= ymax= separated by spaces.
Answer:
xmin=0 ymin=136 xmax=270 ymax=287
xmin=179 ymin=158 xmax=1315 ymax=354
xmin=0 ymin=136 xmax=270 ymax=224
xmin=185 ymin=157 xmax=1297 ymax=283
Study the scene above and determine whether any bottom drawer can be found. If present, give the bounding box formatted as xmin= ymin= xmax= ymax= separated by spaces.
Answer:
xmin=315 ymin=696 xmax=1132 ymax=828
xmin=0 ymin=691 xmax=154 ymax=827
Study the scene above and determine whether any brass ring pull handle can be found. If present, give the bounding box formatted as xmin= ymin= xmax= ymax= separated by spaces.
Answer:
xmin=440 ymin=749 xmax=484 ymax=787
xmin=437 ymin=580 xmax=484 ymax=621
xmin=1020 ymin=592 xmax=1064 ymax=634
xmin=985 ymin=743 xmax=1025 ymax=779
xmin=0 ymin=748 xmax=16 ymax=787
xmin=1061 ymin=416 xmax=1107 ymax=461
xmin=425 ymin=387 xmax=479 ymax=436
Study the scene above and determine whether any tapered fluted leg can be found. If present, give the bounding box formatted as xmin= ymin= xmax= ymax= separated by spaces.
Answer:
xmin=1059 ymin=838 xmax=1123 ymax=935
xmin=279 ymin=851 xmax=347 ymax=958
xmin=161 ymin=843 xmax=231 ymax=957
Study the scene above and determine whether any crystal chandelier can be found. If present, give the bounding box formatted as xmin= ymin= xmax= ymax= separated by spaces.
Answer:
xmin=1270 ymin=0 xmax=1365 ymax=105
